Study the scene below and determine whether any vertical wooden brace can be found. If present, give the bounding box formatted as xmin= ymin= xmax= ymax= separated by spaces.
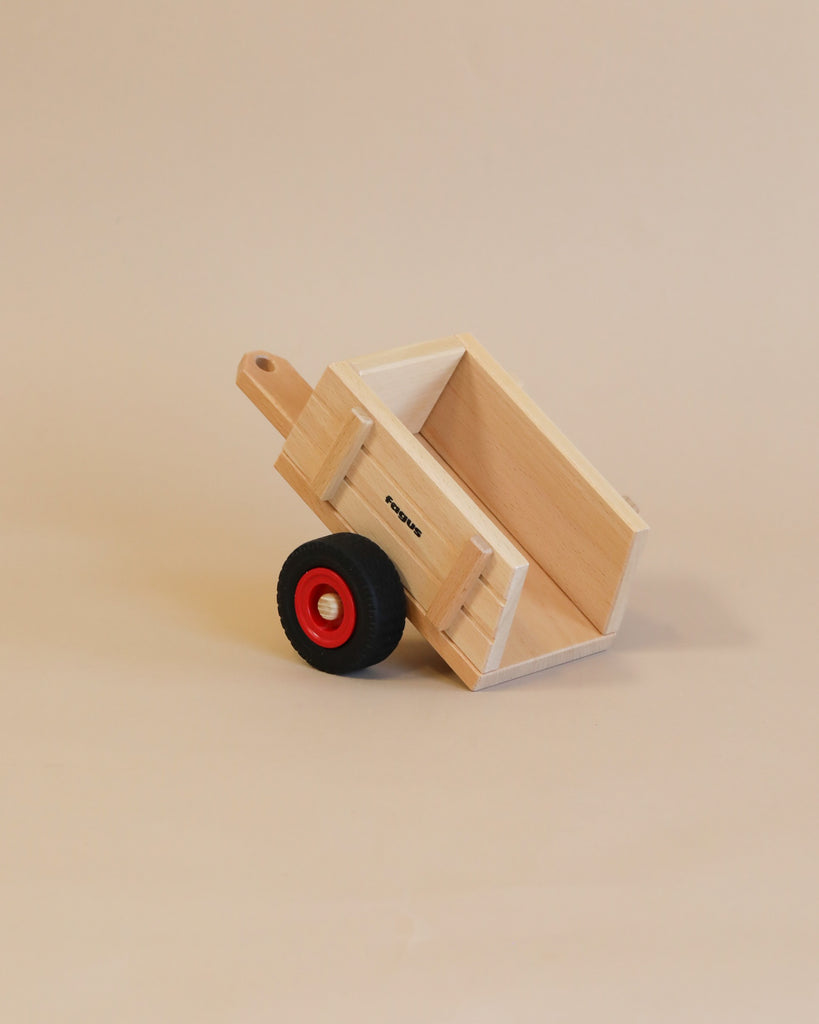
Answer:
xmin=312 ymin=407 xmax=373 ymax=501
xmin=427 ymin=535 xmax=493 ymax=632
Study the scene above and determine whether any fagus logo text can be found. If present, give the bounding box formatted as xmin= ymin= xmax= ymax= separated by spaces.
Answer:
xmin=385 ymin=496 xmax=422 ymax=537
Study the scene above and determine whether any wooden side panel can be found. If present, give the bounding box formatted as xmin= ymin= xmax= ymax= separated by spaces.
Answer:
xmin=285 ymin=366 xmax=528 ymax=600
xmin=421 ymin=334 xmax=649 ymax=635
xmin=275 ymin=452 xmax=483 ymax=689
xmin=282 ymin=362 xmax=529 ymax=674
xmin=343 ymin=457 xmax=506 ymax=639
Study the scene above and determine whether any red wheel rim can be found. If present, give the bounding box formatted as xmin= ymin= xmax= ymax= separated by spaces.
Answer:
xmin=294 ymin=567 xmax=356 ymax=648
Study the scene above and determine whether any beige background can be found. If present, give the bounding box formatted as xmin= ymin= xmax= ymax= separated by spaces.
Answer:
xmin=2 ymin=2 xmax=818 ymax=1021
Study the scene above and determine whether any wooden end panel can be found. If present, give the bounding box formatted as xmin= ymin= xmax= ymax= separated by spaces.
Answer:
xmin=350 ymin=336 xmax=466 ymax=433
xmin=420 ymin=335 xmax=648 ymax=635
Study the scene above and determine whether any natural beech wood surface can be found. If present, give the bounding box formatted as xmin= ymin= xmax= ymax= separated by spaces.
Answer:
xmin=312 ymin=407 xmax=373 ymax=501
xmin=342 ymin=455 xmax=507 ymax=639
xmin=275 ymin=452 xmax=485 ymax=688
xmin=286 ymin=366 xmax=527 ymax=597
xmin=350 ymin=337 xmax=466 ymax=432
xmin=495 ymin=557 xmax=601 ymax=666
xmin=236 ymin=352 xmax=311 ymax=438
xmin=475 ymin=635 xmax=615 ymax=690
xmin=283 ymin=378 xmax=524 ymax=598
xmin=238 ymin=336 xmax=648 ymax=688
xmin=427 ymin=534 xmax=493 ymax=633
xmin=417 ymin=432 xmax=605 ymax=681
xmin=421 ymin=334 xmax=649 ymax=635
xmin=277 ymin=450 xmax=608 ymax=690
xmin=281 ymin=362 xmax=529 ymax=673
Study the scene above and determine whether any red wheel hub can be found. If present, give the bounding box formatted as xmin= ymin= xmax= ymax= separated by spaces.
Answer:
xmin=294 ymin=567 xmax=356 ymax=648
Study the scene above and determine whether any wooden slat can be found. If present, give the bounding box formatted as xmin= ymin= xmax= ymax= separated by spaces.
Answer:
xmin=312 ymin=407 xmax=372 ymax=501
xmin=427 ymin=535 xmax=492 ymax=632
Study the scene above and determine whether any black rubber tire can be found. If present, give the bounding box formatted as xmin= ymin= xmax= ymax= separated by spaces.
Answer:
xmin=277 ymin=533 xmax=406 ymax=674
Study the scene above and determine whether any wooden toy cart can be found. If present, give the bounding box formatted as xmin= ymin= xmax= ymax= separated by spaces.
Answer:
xmin=237 ymin=334 xmax=648 ymax=690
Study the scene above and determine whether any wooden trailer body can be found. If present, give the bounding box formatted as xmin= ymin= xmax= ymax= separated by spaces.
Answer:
xmin=238 ymin=334 xmax=648 ymax=690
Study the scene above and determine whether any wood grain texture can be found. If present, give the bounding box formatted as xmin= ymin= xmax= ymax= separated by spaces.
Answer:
xmin=275 ymin=451 xmax=484 ymax=689
xmin=241 ymin=336 xmax=648 ymax=688
xmin=286 ymin=393 xmax=507 ymax=645
xmin=343 ymin=455 xmax=507 ymax=639
xmin=283 ymin=382 xmax=521 ymax=599
xmin=350 ymin=338 xmax=466 ymax=433
xmin=331 ymin=361 xmax=529 ymax=591
xmin=427 ymin=534 xmax=492 ymax=632
xmin=312 ymin=407 xmax=372 ymax=501
xmin=418 ymin=429 xmax=604 ymax=674
xmin=277 ymin=450 xmax=608 ymax=690
xmin=281 ymin=361 xmax=529 ymax=673
xmin=473 ymin=635 xmax=615 ymax=690
xmin=331 ymin=477 xmax=497 ymax=671
xmin=330 ymin=360 xmax=530 ymax=672
xmin=420 ymin=333 xmax=649 ymax=635
xmin=496 ymin=558 xmax=601 ymax=667
xmin=236 ymin=351 xmax=311 ymax=438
